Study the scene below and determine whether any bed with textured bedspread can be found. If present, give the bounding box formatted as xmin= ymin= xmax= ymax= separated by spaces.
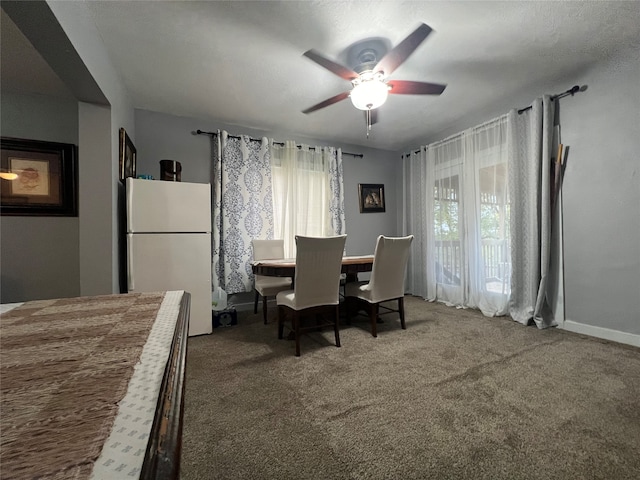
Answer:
xmin=0 ymin=290 xmax=189 ymax=479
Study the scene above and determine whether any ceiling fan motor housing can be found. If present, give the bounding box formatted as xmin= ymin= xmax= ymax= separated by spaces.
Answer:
xmin=354 ymin=48 xmax=380 ymax=74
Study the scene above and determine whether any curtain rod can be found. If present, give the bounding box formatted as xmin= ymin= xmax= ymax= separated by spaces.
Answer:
xmin=517 ymin=84 xmax=586 ymax=114
xmin=195 ymin=130 xmax=363 ymax=158
xmin=401 ymin=84 xmax=587 ymax=158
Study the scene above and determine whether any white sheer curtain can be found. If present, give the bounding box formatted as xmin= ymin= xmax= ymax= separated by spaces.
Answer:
xmin=212 ymin=131 xmax=274 ymax=294
xmin=404 ymin=146 xmax=432 ymax=300
xmin=508 ymin=96 xmax=557 ymax=327
xmin=270 ymin=141 xmax=346 ymax=257
xmin=404 ymin=116 xmax=511 ymax=316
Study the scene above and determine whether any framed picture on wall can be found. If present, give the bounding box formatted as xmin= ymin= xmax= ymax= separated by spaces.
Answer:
xmin=358 ymin=183 xmax=385 ymax=213
xmin=119 ymin=128 xmax=137 ymax=181
xmin=0 ymin=137 xmax=78 ymax=216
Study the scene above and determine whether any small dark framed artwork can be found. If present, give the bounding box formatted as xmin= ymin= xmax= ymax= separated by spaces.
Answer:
xmin=1 ymin=137 xmax=77 ymax=216
xmin=119 ymin=128 xmax=137 ymax=181
xmin=358 ymin=183 xmax=385 ymax=213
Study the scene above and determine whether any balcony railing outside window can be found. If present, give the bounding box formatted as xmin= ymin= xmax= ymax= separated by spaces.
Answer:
xmin=434 ymin=239 xmax=511 ymax=293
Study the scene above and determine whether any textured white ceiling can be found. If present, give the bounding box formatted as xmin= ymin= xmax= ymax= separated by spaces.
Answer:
xmin=5 ymin=1 xmax=640 ymax=151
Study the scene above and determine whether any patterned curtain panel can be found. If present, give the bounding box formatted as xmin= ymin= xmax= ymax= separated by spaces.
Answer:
xmin=212 ymin=131 xmax=274 ymax=295
xmin=328 ymin=146 xmax=346 ymax=237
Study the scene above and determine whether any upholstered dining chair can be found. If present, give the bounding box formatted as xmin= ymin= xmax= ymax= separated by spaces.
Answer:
xmin=252 ymin=239 xmax=292 ymax=324
xmin=345 ymin=235 xmax=414 ymax=337
xmin=276 ymin=234 xmax=347 ymax=357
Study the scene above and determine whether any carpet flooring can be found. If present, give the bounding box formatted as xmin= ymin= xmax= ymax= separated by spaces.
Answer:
xmin=180 ymin=296 xmax=640 ymax=479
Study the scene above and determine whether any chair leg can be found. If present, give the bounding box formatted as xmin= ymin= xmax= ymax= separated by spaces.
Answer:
xmin=254 ymin=290 xmax=259 ymax=314
xmin=399 ymin=296 xmax=406 ymax=329
xmin=294 ymin=312 xmax=301 ymax=357
xmin=262 ymin=295 xmax=268 ymax=324
xmin=370 ymin=303 xmax=379 ymax=337
xmin=277 ymin=306 xmax=285 ymax=339
xmin=333 ymin=305 xmax=341 ymax=348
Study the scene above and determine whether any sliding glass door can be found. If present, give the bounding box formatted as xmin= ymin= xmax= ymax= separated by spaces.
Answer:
xmin=433 ymin=160 xmax=465 ymax=305
xmin=404 ymin=115 xmax=510 ymax=316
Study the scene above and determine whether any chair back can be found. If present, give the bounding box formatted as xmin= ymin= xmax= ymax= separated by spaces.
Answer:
xmin=368 ymin=235 xmax=414 ymax=303
xmin=252 ymin=239 xmax=285 ymax=262
xmin=293 ymin=235 xmax=347 ymax=309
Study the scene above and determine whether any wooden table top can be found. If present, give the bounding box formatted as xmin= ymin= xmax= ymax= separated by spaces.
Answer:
xmin=252 ymin=255 xmax=374 ymax=277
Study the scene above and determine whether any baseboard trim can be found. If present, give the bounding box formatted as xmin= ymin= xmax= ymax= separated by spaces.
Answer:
xmin=561 ymin=320 xmax=640 ymax=348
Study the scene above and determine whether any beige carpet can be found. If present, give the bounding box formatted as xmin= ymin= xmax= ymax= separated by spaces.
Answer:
xmin=181 ymin=296 xmax=640 ymax=480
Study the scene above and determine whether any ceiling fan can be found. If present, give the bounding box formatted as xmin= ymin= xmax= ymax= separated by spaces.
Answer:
xmin=302 ymin=23 xmax=447 ymax=135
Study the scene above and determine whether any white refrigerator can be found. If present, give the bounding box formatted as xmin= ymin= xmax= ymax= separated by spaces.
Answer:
xmin=126 ymin=178 xmax=212 ymax=336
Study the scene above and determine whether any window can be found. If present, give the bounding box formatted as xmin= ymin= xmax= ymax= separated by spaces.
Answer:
xmin=404 ymin=115 xmax=510 ymax=315
xmin=270 ymin=142 xmax=344 ymax=256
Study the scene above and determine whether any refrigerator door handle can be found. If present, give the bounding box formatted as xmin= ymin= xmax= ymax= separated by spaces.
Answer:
xmin=126 ymin=183 xmax=133 ymax=233
xmin=127 ymin=237 xmax=134 ymax=291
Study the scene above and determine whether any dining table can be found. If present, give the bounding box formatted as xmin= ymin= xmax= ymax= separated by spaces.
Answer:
xmin=252 ymin=255 xmax=374 ymax=339
xmin=251 ymin=254 xmax=374 ymax=280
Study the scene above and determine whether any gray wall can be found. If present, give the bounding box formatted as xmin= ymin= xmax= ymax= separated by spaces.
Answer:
xmin=2 ymin=1 xmax=135 ymax=300
xmin=559 ymin=45 xmax=640 ymax=337
xmin=46 ymin=0 xmax=135 ymax=295
xmin=135 ymin=108 xmax=399 ymax=257
xmin=0 ymin=92 xmax=80 ymax=302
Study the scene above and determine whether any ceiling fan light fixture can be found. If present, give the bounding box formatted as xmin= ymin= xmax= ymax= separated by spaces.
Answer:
xmin=0 ymin=171 xmax=18 ymax=181
xmin=350 ymin=73 xmax=389 ymax=111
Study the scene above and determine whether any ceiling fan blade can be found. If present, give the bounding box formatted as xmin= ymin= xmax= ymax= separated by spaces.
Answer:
xmin=387 ymin=80 xmax=446 ymax=95
xmin=374 ymin=23 xmax=433 ymax=76
xmin=302 ymin=91 xmax=351 ymax=114
xmin=303 ymin=49 xmax=359 ymax=81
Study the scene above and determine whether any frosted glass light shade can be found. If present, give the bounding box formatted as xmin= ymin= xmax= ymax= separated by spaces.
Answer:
xmin=350 ymin=80 xmax=389 ymax=110
xmin=0 ymin=172 xmax=18 ymax=180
